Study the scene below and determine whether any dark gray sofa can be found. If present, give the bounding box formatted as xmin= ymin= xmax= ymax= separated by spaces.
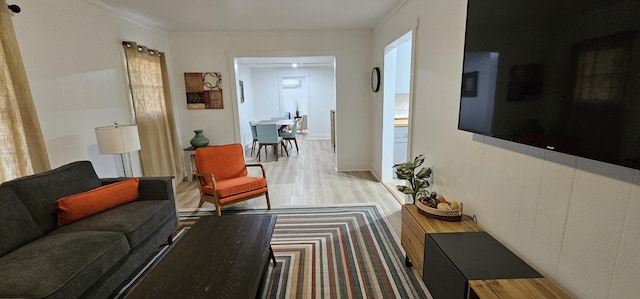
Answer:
xmin=0 ymin=161 xmax=178 ymax=299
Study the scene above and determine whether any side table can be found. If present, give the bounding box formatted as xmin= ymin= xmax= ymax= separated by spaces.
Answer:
xmin=401 ymin=204 xmax=482 ymax=276
xmin=183 ymin=146 xmax=196 ymax=181
xmin=423 ymin=232 xmax=573 ymax=299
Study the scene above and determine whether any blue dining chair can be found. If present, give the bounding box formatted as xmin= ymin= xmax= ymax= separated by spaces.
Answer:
xmin=249 ymin=121 xmax=258 ymax=156
xmin=270 ymin=116 xmax=287 ymax=120
xmin=279 ymin=120 xmax=299 ymax=152
xmin=256 ymin=124 xmax=289 ymax=161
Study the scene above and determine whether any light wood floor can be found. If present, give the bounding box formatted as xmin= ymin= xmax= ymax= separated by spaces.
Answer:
xmin=175 ymin=133 xmax=407 ymax=236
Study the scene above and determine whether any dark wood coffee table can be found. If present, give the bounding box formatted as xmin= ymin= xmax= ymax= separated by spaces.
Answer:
xmin=125 ymin=214 xmax=277 ymax=299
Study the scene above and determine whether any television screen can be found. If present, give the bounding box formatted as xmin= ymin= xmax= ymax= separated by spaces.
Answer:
xmin=458 ymin=0 xmax=640 ymax=170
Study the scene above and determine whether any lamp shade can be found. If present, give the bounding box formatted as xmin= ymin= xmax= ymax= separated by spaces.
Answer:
xmin=95 ymin=124 xmax=141 ymax=154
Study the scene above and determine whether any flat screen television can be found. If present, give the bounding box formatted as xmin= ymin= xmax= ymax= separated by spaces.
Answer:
xmin=458 ymin=0 xmax=640 ymax=170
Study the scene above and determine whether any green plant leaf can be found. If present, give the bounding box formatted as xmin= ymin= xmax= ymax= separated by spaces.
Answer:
xmin=396 ymin=185 xmax=414 ymax=194
xmin=416 ymin=167 xmax=431 ymax=179
xmin=416 ymin=190 xmax=430 ymax=199
xmin=393 ymin=162 xmax=412 ymax=169
xmin=396 ymin=170 xmax=412 ymax=180
xmin=414 ymin=154 xmax=425 ymax=168
xmin=414 ymin=178 xmax=428 ymax=190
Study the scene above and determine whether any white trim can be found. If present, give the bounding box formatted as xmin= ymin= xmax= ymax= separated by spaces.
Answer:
xmin=83 ymin=0 xmax=168 ymax=35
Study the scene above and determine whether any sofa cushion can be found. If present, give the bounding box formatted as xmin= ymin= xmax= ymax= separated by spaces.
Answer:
xmin=0 ymin=231 xmax=129 ymax=299
xmin=52 ymin=200 xmax=175 ymax=249
xmin=203 ymin=176 xmax=267 ymax=198
xmin=0 ymin=185 xmax=43 ymax=257
xmin=3 ymin=161 xmax=102 ymax=233
xmin=56 ymin=178 xmax=140 ymax=227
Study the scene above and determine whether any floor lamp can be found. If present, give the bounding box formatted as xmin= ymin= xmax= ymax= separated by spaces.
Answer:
xmin=95 ymin=122 xmax=141 ymax=178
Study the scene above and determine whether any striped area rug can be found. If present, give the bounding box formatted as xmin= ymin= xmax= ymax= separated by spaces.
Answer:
xmin=179 ymin=205 xmax=430 ymax=298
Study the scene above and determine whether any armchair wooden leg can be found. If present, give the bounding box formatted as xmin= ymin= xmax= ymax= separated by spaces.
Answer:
xmin=265 ymin=191 xmax=271 ymax=210
xmin=216 ymin=203 xmax=222 ymax=216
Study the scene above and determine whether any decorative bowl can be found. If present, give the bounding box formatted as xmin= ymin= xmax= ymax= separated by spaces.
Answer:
xmin=415 ymin=200 xmax=463 ymax=222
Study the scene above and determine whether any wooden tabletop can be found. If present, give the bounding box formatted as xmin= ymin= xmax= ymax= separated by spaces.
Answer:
xmin=394 ymin=117 xmax=408 ymax=127
xmin=468 ymin=278 xmax=572 ymax=299
xmin=403 ymin=204 xmax=482 ymax=233
xmin=125 ymin=214 xmax=277 ymax=299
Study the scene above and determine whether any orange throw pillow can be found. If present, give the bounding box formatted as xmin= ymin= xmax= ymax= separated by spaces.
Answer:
xmin=56 ymin=178 xmax=140 ymax=227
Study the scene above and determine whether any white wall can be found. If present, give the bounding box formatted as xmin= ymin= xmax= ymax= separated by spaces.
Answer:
xmin=372 ymin=1 xmax=640 ymax=298
xmin=168 ymin=31 xmax=371 ymax=170
xmin=236 ymin=65 xmax=256 ymax=149
xmin=11 ymin=0 xmax=171 ymax=178
xmin=249 ymin=67 xmax=335 ymax=140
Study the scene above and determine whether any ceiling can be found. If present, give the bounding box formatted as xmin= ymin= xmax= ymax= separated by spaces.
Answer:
xmin=96 ymin=0 xmax=403 ymax=32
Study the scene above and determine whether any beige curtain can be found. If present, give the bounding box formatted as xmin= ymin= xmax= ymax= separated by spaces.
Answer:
xmin=160 ymin=54 xmax=185 ymax=180
xmin=0 ymin=0 xmax=50 ymax=182
xmin=122 ymin=41 xmax=183 ymax=180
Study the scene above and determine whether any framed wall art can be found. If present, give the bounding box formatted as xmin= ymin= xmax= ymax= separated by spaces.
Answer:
xmin=184 ymin=72 xmax=223 ymax=109
xmin=461 ymin=71 xmax=478 ymax=97
xmin=239 ymin=80 xmax=245 ymax=104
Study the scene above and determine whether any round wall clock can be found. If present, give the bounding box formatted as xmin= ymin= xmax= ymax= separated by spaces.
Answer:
xmin=371 ymin=67 xmax=381 ymax=92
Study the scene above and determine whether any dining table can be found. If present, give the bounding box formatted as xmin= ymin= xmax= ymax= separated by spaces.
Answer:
xmin=255 ymin=119 xmax=296 ymax=126
xmin=255 ymin=119 xmax=296 ymax=134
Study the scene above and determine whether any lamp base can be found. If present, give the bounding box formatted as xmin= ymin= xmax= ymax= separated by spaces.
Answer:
xmin=114 ymin=153 xmax=134 ymax=177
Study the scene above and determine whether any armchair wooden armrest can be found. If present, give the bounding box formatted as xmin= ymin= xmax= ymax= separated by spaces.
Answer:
xmin=246 ymin=163 xmax=267 ymax=178
xmin=195 ymin=173 xmax=217 ymax=192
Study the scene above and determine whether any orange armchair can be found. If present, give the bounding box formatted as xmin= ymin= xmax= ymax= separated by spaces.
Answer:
xmin=194 ymin=143 xmax=271 ymax=216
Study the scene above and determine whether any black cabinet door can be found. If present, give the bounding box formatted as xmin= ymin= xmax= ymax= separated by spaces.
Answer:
xmin=423 ymin=234 xmax=468 ymax=299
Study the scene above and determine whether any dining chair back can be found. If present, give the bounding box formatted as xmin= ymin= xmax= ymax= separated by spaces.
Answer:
xmin=270 ymin=116 xmax=287 ymax=120
xmin=194 ymin=143 xmax=270 ymax=216
xmin=249 ymin=121 xmax=258 ymax=156
xmin=256 ymin=124 xmax=288 ymax=161
xmin=297 ymin=115 xmax=307 ymax=133
xmin=280 ymin=120 xmax=299 ymax=152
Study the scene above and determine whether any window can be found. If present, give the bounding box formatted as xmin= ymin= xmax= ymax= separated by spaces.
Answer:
xmin=572 ymin=32 xmax=635 ymax=102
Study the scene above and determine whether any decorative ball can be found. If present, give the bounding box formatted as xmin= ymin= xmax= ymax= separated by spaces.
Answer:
xmin=437 ymin=203 xmax=452 ymax=211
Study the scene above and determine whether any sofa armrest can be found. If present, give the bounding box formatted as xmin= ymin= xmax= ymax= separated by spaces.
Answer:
xmin=100 ymin=177 xmax=175 ymax=202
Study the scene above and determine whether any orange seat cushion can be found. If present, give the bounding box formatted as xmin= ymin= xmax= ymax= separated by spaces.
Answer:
xmin=202 ymin=176 xmax=266 ymax=200
xmin=56 ymin=178 xmax=139 ymax=227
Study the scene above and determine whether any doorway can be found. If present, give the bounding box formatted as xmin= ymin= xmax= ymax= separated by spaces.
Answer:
xmin=381 ymin=31 xmax=413 ymax=190
xmin=232 ymin=56 xmax=336 ymax=153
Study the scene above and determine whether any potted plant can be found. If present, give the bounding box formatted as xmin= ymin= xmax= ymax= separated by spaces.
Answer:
xmin=394 ymin=154 xmax=463 ymax=221
xmin=393 ymin=154 xmax=432 ymax=204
